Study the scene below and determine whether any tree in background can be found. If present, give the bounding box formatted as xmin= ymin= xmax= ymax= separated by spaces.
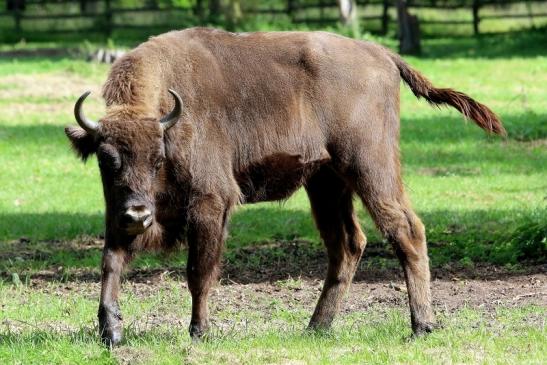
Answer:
xmin=209 ymin=0 xmax=222 ymax=21
xmin=226 ymin=0 xmax=243 ymax=30
xmin=397 ymin=0 xmax=421 ymax=54
xmin=7 ymin=0 xmax=26 ymax=11
xmin=337 ymin=0 xmax=360 ymax=38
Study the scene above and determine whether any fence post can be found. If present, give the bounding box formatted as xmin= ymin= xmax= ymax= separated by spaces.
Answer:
xmin=13 ymin=0 xmax=23 ymax=35
xmin=381 ymin=0 xmax=389 ymax=35
xmin=397 ymin=0 xmax=421 ymax=55
xmin=104 ymin=0 xmax=112 ymax=39
xmin=209 ymin=0 xmax=221 ymax=23
xmin=287 ymin=0 xmax=294 ymax=22
xmin=194 ymin=0 xmax=205 ymax=21
xmin=472 ymin=0 xmax=480 ymax=35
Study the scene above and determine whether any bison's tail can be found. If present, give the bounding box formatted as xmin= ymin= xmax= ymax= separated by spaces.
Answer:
xmin=389 ymin=53 xmax=506 ymax=136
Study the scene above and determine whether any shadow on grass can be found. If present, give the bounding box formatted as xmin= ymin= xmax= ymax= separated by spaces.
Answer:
xmin=0 ymin=318 xmax=406 ymax=350
xmin=420 ymin=28 xmax=547 ymax=59
xmin=0 ymin=207 xmax=544 ymax=285
xmin=0 ymin=326 xmax=99 ymax=345
xmin=0 ymin=212 xmax=103 ymax=243
xmin=1 ymin=124 xmax=73 ymax=147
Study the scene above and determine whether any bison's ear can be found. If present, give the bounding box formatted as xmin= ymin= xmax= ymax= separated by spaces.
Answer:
xmin=65 ymin=126 xmax=97 ymax=161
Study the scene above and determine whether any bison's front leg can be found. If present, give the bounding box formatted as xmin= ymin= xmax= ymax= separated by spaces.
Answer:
xmin=186 ymin=195 xmax=229 ymax=339
xmin=98 ymin=246 xmax=127 ymax=347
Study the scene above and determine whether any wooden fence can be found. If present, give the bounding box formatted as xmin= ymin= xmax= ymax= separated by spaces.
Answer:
xmin=1 ymin=0 xmax=546 ymax=38
xmin=285 ymin=0 xmax=547 ymax=35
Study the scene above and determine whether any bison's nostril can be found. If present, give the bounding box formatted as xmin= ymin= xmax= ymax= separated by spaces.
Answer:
xmin=124 ymin=205 xmax=152 ymax=223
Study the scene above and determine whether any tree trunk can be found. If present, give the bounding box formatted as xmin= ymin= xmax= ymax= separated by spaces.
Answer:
xmin=209 ymin=0 xmax=221 ymax=21
xmin=397 ymin=0 xmax=421 ymax=55
xmin=194 ymin=0 xmax=205 ymax=20
xmin=337 ymin=0 xmax=360 ymax=38
xmin=226 ymin=0 xmax=243 ymax=31
xmin=8 ymin=0 xmax=26 ymax=11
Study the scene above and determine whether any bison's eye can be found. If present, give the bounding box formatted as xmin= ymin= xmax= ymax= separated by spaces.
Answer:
xmin=97 ymin=144 xmax=121 ymax=171
xmin=153 ymin=158 xmax=164 ymax=171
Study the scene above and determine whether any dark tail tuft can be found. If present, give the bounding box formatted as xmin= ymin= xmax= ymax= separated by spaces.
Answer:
xmin=389 ymin=53 xmax=506 ymax=136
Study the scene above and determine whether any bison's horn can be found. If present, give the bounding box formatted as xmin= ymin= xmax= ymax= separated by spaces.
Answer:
xmin=160 ymin=89 xmax=183 ymax=131
xmin=74 ymin=91 xmax=99 ymax=134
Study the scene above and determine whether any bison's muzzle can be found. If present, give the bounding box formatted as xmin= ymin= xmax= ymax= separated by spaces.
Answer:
xmin=122 ymin=205 xmax=153 ymax=235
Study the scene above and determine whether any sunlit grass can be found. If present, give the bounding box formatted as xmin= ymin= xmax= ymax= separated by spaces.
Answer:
xmin=1 ymin=282 xmax=545 ymax=364
xmin=1 ymin=33 xmax=545 ymax=264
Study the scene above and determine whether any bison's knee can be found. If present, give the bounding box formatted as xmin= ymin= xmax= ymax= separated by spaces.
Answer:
xmin=378 ymin=207 xmax=427 ymax=262
xmin=348 ymin=228 xmax=367 ymax=257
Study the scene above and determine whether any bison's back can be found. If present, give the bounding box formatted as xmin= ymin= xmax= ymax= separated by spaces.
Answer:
xmin=117 ymin=28 xmax=402 ymax=198
xmin=124 ymin=27 xmax=400 ymax=135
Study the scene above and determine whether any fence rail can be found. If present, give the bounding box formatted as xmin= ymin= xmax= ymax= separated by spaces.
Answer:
xmin=1 ymin=0 xmax=546 ymax=38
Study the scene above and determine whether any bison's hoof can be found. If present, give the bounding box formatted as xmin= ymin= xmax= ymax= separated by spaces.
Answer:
xmin=189 ymin=322 xmax=208 ymax=340
xmin=306 ymin=321 xmax=333 ymax=333
xmin=101 ymin=328 xmax=123 ymax=348
xmin=412 ymin=322 xmax=438 ymax=337
xmin=98 ymin=304 xmax=123 ymax=348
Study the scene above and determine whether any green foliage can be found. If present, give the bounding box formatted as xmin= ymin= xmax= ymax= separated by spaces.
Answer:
xmin=509 ymin=212 xmax=547 ymax=261
xmin=504 ymin=111 xmax=547 ymax=141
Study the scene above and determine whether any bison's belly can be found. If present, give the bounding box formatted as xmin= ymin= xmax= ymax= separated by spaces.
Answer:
xmin=236 ymin=152 xmax=330 ymax=203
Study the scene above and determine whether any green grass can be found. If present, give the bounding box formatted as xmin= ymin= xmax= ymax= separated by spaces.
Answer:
xmin=1 ymin=30 xmax=545 ymax=266
xmin=0 ymin=29 xmax=546 ymax=364
xmin=1 ymin=282 xmax=545 ymax=364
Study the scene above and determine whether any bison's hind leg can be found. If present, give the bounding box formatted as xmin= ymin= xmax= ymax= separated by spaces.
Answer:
xmin=350 ymin=146 xmax=437 ymax=336
xmin=306 ymin=167 xmax=367 ymax=330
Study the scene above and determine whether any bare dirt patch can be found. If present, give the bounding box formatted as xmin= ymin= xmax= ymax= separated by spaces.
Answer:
xmin=11 ymin=263 xmax=547 ymax=319
xmin=19 ymin=268 xmax=546 ymax=337
xmin=210 ymin=269 xmax=547 ymax=318
xmin=113 ymin=346 xmax=155 ymax=365
xmin=519 ymin=138 xmax=547 ymax=149
xmin=2 ymin=238 xmax=545 ymax=331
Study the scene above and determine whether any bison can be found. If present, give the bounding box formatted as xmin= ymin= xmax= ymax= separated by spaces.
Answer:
xmin=65 ymin=27 xmax=505 ymax=346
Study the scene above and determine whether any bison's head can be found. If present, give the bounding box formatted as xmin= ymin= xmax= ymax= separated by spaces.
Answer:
xmin=65 ymin=90 xmax=183 ymax=236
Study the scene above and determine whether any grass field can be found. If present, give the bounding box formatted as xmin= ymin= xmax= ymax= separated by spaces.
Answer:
xmin=0 ymin=29 xmax=546 ymax=364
